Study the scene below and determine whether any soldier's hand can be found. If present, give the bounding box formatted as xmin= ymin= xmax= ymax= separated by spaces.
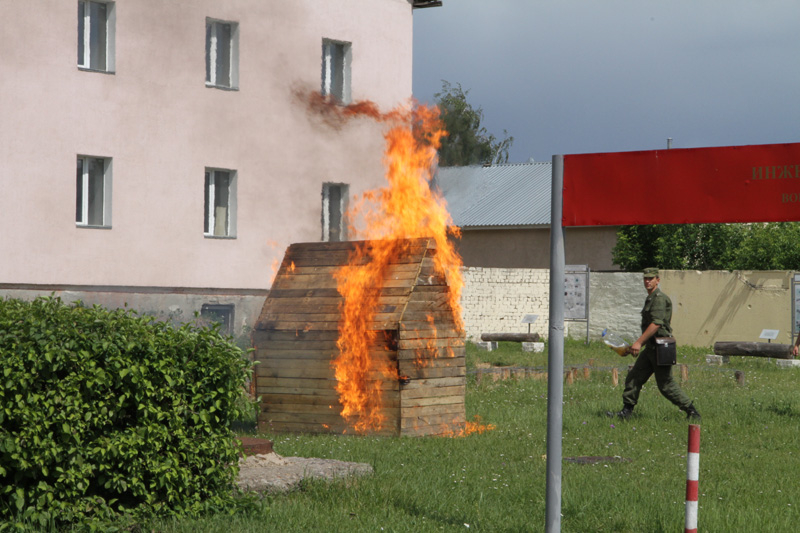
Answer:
xmin=630 ymin=341 xmax=642 ymax=356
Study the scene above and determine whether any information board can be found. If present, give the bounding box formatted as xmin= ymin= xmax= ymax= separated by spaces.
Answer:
xmin=793 ymin=274 xmax=800 ymax=336
xmin=564 ymin=266 xmax=588 ymax=320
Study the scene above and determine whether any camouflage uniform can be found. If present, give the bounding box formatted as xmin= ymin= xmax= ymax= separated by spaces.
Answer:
xmin=621 ymin=287 xmax=693 ymax=410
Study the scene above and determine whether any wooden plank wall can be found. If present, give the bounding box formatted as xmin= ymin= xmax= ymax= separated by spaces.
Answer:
xmin=398 ymin=247 xmax=466 ymax=436
xmin=253 ymin=239 xmax=465 ymax=436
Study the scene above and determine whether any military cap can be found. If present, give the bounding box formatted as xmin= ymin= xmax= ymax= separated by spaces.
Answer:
xmin=643 ymin=267 xmax=659 ymax=278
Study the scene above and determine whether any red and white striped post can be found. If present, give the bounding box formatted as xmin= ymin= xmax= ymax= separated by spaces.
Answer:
xmin=685 ymin=424 xmax=701 ymax=533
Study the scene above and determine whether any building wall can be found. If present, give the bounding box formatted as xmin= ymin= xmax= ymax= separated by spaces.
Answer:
xmin=0 ymin=285 xmax=266 ymax=348
xmin=663 ymin=270 xmax=793 ymax=347
xmin=459 ymin=268 xmax=795 ymax=348
xmin=0 ymin=0 xmax=414 ymax=290
xmin=460 ymin=267 xmax=551 ymax=340
xmin=455 ymin=226 xmax=620 ymax=270
xmin=588 ymin=272 xmax=642 ymax=340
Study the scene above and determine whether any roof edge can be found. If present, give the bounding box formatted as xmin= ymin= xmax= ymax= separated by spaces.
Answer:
xmin=412 ymin=0 xmax=443 ymax=9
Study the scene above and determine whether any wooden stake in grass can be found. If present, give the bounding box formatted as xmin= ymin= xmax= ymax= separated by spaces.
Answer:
xmin=583 ymin=367 xmax=590 ymax=380
xmin=735 ymin=370 xmax=745 ymax=386
xmin=612 ymin=367 xmax=619 ymax=387
xmin=681 ymin=364 xmax=689 ymax=383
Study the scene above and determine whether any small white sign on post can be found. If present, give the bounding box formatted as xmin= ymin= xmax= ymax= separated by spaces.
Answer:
xmin=522 ymin=314 xmax=539 ymax=335
xmin=759 ymin=329 xmax=779 ymax=342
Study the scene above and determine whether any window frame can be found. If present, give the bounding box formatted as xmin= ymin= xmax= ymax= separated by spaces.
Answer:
xmin=77 ymin=0 xmax=116 ymax=73
xmin=322 ymin=182 xmax=349 ymax=242
xmin=204 ymin=168 xmax=238 ymax=238
xmin=321 ymin=38 xmax=352 ymax=104
xmin=76 ymin=155 xmax=113 ymax=228
xmin=200 ymin=304 xmax=235 ymax=335
xmin=205 ymin=18 xmax=240 ymax=90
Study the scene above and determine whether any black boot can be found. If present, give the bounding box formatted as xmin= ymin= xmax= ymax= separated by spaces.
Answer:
xmin=606 ymin=405 xmax=633 ymax=420
xmin=683 ymin=403 xmax=701 ymax=421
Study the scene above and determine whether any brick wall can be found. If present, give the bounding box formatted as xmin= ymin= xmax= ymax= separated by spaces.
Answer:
xmin=460 ymin=267 xmax=551 ymax=340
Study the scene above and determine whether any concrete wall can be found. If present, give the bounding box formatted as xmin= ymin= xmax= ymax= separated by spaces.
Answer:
xmin=588 ymin=272 xmax=643 ymax=340
xmin=663 ymin=270 xmax=793 ymax=347
xmin=0 ymin=0 xmax=413 ymax=290
xmin=460 ymin=268 xmax=795 ymax=348
xmin=4 ymin=268 xmax=792 ymax=350
xmin=456 ymin=226 xmax=620 ymax=270
xmin=0 ymin=286 xmax=266 ymax=348
xmin=459 ymin=268 xmax=642 ymax=341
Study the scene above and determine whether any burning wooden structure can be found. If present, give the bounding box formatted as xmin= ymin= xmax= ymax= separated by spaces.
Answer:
xmin=252 ymin=238 xmax=466 ymax=436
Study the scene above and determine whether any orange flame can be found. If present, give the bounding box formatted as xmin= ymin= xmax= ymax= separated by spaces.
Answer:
xmin=440 ymin=415 xmax=497 ymax=438
xmin=266 ymin=240 xmax=282 ymax=284
xmin=320 ymin=98 xmax=463 ymax=433
xmin=269 ymin=258 xmax=281 ymax=284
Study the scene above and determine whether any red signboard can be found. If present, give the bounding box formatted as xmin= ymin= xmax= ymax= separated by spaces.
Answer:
xmin=562 ymin=142 xmax=800 ymax=226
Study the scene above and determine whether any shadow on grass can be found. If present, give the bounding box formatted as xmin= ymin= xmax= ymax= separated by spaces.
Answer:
xmin=390 ymin=498 xmax=468 ymax=529
xmin=765 ymin=399 xmax=800 ymax=418
xmin=392 ymin=498 xmax=524 ymax=533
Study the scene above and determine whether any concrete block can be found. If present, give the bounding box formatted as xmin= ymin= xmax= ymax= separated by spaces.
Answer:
xmin=475 ymin=341 xmax=498 ymax=351
xmin=776 ymin=359 xmax=800 ymax=368
xmin=705 ymin=354 xmax=729 ymax=365
xmin=522 ymin=342 xmax=545 ymax=353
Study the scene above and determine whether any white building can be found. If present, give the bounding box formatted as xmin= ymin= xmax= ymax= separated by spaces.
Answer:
xmin=0 ymin=0 xmax=439 ymax=341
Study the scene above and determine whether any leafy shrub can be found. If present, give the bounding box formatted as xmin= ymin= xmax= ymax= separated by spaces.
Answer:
xmin=0 ymin=297 xmax=253 ymax=528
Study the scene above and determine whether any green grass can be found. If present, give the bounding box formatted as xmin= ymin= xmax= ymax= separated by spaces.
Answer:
xmin=148 ymin=339 xmax=800 ymax=532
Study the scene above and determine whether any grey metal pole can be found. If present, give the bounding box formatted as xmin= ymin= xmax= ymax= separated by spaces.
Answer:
xmin=545 ymin=154 xmax=565 ymax=532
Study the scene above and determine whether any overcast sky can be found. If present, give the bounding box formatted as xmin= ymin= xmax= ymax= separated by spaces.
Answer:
xmin=412 ymin=0 xmax=800 ymax=163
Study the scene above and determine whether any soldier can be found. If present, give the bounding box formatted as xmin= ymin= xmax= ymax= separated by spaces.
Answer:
xmin=609 ymin=268 xmax=700 ymax=421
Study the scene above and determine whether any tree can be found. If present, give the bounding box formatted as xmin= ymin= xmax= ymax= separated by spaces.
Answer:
xmin=612 ymin=222 xmax=800 ymax=271
xmin=732 ymin=222 xmax=800 ymax=270
xmin=612 ymin=224 xmax=743 ymax=271
xmin=434 ymin=81 xmax=514 ymax=166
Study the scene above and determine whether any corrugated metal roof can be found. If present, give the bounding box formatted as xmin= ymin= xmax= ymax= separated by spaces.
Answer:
xmin=434 ymin=162 xmax=552 ymax=228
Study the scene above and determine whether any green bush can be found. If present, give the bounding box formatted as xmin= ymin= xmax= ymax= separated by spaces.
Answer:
xmin=0 ymin=296 xmax=253 ymax=528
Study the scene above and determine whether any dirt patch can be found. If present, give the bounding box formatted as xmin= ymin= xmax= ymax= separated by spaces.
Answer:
xmin=237 ymin=452 xmax=373 ymax=493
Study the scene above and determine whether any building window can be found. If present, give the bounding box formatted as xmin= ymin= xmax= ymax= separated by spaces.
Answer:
xmin=322 ymin=183 xmax=348 ymax=242
xmin=204 ymin=169 xmax=237 ymax=238
xmin=321 ymin=39 xmax=351 ymax=104
xmin=201 ymin=304 xmax=235 ymax=335
xmin=76 ymin=156 xmax=112 ymax=227
xmin=77 ymin=1 xmax=115 ymax=72
xmin=206 ymin=18 xmax=239 ymax=89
